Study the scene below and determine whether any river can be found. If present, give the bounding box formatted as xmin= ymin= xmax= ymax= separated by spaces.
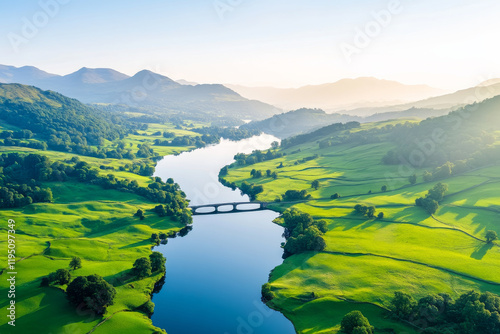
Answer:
xmin=151 ymin=134 xmax=296 ymax=334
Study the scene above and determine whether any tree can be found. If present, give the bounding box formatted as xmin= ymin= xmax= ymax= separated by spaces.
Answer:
xmin=331 ymin=193 xmax=340 ymax=199
xmin=486 ymin=230 xmax=498 ymax=243
xmin=390 ymin=292 xmax=416 ymax=320
xmin=54 ymin=268 xmax=71 ymax=285
xmin=340 ymin=310 xmax=374 ymax=334
xmin=149 ymin=252 xmax=166 ymax=272
xmin=271 ymin=171 xmax=278 ymax=179
xmin=377 ymin=212 xmax=384 ymax=219
xmin=409 ymin=174 xmax=417 ymax=185
xmin=311 ymin=180 xmax=320 ymax=190
xmin=69 ymin=257 xmax=82 ymax=270
xmin=381 ymin=185 xmax=388 ymax=192
xmin=266 ymin=169 xmax=272 ymax=177
xmin=66 ymin=274 xmax=116 ymax=315
xmin=366 ymin=206 xmax=376 ymax=218
xmin=134 ymin=209 xmax=145 ymax=220
xmin=262 ymin=283 xmax=276 ymax=302
xmin=150 ymin=233 xmax=160 ymax=245
xmin=132 ymin=257 xmax=152 ymax=278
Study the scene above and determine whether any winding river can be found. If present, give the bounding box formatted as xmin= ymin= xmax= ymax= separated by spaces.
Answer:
xmin=152 ymin=135 xmax=296 ymax=334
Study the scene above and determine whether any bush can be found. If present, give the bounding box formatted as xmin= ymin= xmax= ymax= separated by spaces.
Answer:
xmin=340 ymin=310 xmax=374 ymax=334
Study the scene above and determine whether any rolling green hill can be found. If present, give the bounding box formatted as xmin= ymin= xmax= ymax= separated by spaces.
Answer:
xmin=222 ymin=98 xmax=500 ymax=333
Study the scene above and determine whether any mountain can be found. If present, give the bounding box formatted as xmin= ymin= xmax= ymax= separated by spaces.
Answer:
xmin=242 ymin=105 xmax=462 ymax=139
xmin=0 ymin=83 xmax=126 ymax=150
xmin=0 ymin=65 xmax=58 ymax=85
xmin=241 ymin=108 xmax=361 ymax=138
xmin=177 ymin=79 xmax=198 ymax=86
xmin=227 ymin=78 xmax=446 ymax=112
xmin=0 ymin=65 xmax=281 ymax=121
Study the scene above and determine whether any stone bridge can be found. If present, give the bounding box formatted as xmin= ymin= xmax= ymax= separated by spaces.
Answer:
xmin=189 ymin=202 xmax=268 ymax=215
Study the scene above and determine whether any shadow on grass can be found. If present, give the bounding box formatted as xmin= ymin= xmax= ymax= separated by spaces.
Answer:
xmin=119 ymin=239 xmax=151 ymax=249
xmin=470 ymin=243 xmax=494 ymax=260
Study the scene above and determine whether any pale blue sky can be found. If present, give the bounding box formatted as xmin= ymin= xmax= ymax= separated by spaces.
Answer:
xmin=1 ymin=0 xmax=499 ymax=89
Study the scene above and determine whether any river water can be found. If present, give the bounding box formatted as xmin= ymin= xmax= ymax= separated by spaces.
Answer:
xmin=152 ymin=135 xmax=296 ymax=334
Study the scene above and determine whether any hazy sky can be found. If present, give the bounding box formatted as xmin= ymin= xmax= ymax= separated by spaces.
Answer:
xmin=1 ymin=0 xmax=499 ymax=90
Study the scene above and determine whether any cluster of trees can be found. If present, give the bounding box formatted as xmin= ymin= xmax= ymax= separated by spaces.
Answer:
xmin=0 ymin=153 xmax=58 ymax=208
xmin=353 ymin=204 xmax=384 ymax=219
xmin=390 ymin=290 xmax=500 ymax=333
xmin=382 ymin=97 xmax=500 ymax=169
xmin=239 ymin=181 xmax=264 ymax=200
xmin=0 ymin=152 xmax=192 ymax=220
xmin=41 ymin=268 xmax=71 ymax=287
xmin=132 ymin=252 xmax=166 ymax=278
xmin=192 ymin=126 xmax=261 ymax=141
xmin=153 ymin=203 xmax=192 ymax=225
xmin=66 ymin=274 xmax=116 ymax=315
xmin=294 ymin=154 xmax=318 ymax=165
xmin=282 ymin=190 xmax=311 ymax=201
xmin=278 ymin=208 xmax=327 ymax=254
xmin=250 ymin=169 xmax=278 ymax=179
xmin=415 ymin=183 xmax=448 ymax=215
xmin=234 ymin=144 xmax=282 ymax=166
xmin=154 ymin=134 xmax=219 ymax=148
xmin=341 ymin=310 xmax=374 ymax=334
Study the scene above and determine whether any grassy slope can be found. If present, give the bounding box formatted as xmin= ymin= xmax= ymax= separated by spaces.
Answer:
xmin=0 ymin=121 xmax=202 ymax=334
xmin=223 ymin=123 xmax=500 ymax=333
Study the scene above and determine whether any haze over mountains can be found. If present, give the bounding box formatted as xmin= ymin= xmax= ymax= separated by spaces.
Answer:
xmin=227 ymin=78 xmax=448 ymax=112
xmin=0 ymin=65 xmax=280 ymax=121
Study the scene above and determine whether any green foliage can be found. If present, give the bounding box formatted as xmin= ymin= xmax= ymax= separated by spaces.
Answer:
xmin=282 ymin=189 xmax=311 ymax=201
xmin=45 ymin=268 xmax=71 ymax=285
xmin=486 ymin=230 xmax=498 ymax=243
xmin=66 ymin=274 xmax=116 ymax=315
xmin=390 ymin=292 xmax=417 ymax=320
xmin=311 ymin=180 xmax=320 ymax=190
xmin=409 ymin=174 xmax=417 ymax=185
xmin=149 ymin=252 xmax=166 ymax=273
xmin=239 ymin=181 xmax=264 ymax=200
xmin=134 ymin=209 xmax=145 ymax=220
xmin=340 ymin=310 xmax=374 ymax=334
xmin=279 ymin=208 xmax=327 ymax=254
xmin=331 ymin=193 xmax=340 ymax=199
xmin=0 ymin=83 xmax=130 ymax=156
xmin=69 ymin=257 xmax=82 ymax=270
xmin=354 ymin=204 xmax=377 ymax=218
xmin=139 ymin=300 xmax=155 ymax=316
xmin=416 ymin=183 xmax=448 ymax=214
xmin=262 ymin=283 xmax=276 ymax=302
xmin=132 ymin=257 xmax=152 ymax=278
xmin=391 ymin=290 xmax=500 ymax=333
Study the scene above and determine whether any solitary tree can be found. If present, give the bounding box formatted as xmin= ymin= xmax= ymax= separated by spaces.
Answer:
xmin=311 ymin=180 xmax=320 ymax=190
xmin=409 ymin=174 xmax=417 ymax=185
xmin=377 ymin=212 xmax=384 ymax=219
xmin=486 ymin=230 xmax=498 ymax=243
xmin=66 ymin=274 xmax=116 ymax=315
xmin=340 ymin=310 xmax=374 ymax=334
xmin=381 ymin=185 xmax=388 ymax=192
xmin=69 ymin=257 xmax=82 ymax=270
xmin=331 ymin=193 xmax=340 ymax=199
xmin=132 ymin=257 xmax=152 ymax=278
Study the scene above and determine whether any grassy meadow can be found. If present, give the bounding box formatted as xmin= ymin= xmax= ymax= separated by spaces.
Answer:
xmin=0 ymin=121 xmax=202 ymax=333
xmin=223 ymin=121 xmax=500 ymax=333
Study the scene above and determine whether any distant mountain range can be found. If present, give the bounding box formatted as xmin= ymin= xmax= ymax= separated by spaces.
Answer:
xmin=227 ymin=78 xmax=448 ymax=112
xmin=0 ymin=65 xmax=281 ymax=121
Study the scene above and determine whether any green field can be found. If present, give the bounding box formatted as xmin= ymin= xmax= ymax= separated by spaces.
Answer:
xmin=0 ymin=120 xmax=204 ymax=334
xmin=224 ymin=122 xmax=500 ymax=333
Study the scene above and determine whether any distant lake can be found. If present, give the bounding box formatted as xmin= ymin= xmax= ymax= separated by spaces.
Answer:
xmin=152 ymin=135 xmax=296 ymax=334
